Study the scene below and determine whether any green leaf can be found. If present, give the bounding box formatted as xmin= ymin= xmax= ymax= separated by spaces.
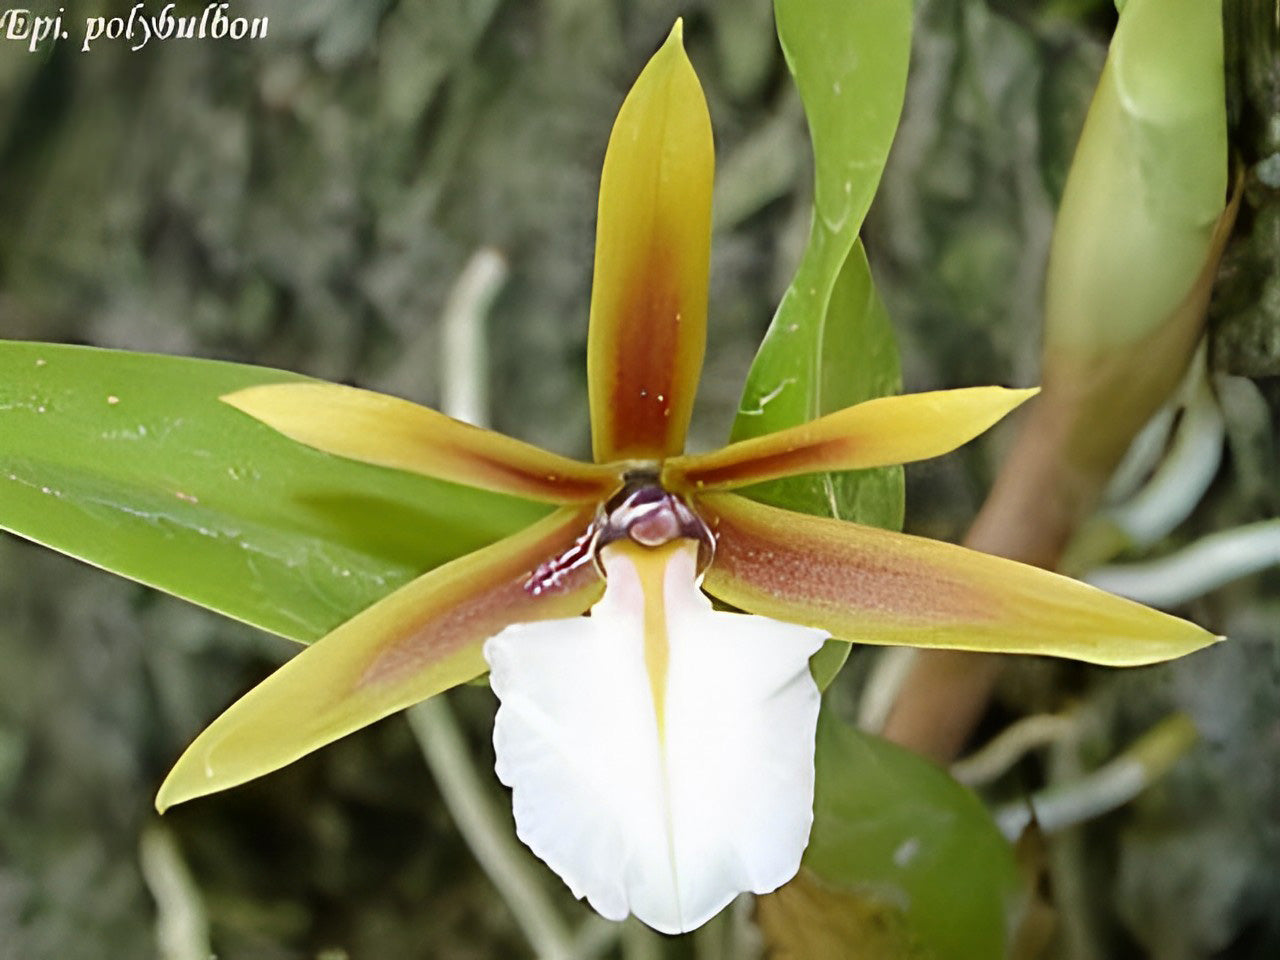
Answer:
xmin=741 ymin=13 xmax=1020 ymax=952
xmin=759 ymin=707 xmax=1020 ymax=959
xmin=806 ymin=635 xmax=851 ymax=693
xmin=731 ymin=0 xmax=911 ymax=531
xmin=743 ymin=244 xmax=905 ymax=528
xmin=0 ymin=342 xmax=548 ymax=642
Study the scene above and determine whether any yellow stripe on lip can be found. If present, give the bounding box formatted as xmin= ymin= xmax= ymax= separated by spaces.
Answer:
xmin=601 ymin=538 xmax=702 ymax=742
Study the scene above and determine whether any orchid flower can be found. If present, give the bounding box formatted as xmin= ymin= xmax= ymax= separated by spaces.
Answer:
xmin=154 ymin=23 xmax=1217 ymax=935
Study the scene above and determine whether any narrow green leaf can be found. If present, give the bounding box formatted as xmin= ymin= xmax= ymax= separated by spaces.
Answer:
xmin=739 ymin=12 xmax=1019 ymax=950
xmin=0 ymin=342 xmax=548 ymax=642
xmin=752 ymin=247 xmax=905 ymax=690
xmin=731 ymin=0 xmax=911 ymax=530
xmin=739 ymin=244 xmax=905 ymax=528
xmin=760 ymin=707 xmax=1019 ymax=959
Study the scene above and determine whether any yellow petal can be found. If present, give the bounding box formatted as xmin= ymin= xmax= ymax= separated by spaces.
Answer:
xmin=156 ymin=505 xmax=600 ymax=811
xmin=587 ymin=20 xmax=714 ymax=462
xmin=223 ymin=382 xmax=621 ymax=504
xmin=698 ymin=494 xmax=1218 ymax=667
xmin=664 ymin=387 xmax=1037 ymax=492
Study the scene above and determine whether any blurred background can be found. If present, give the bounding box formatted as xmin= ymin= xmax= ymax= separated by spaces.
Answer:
xmin=0 ymin=1 xmax=1276 ymax=957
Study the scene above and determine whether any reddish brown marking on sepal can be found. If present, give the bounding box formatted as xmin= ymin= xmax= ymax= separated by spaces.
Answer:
xmin=602 ymin=247 xmax=685 ymax=458
xmin=437 ymin=442 xmax=619 ymax=503
xmin=697 ymin=493 xmax=1215 ymax=665
xmin=673 ymin=444 xmax=837 ymax=492
xmin=358 ymin=507 xmax=601 ymax=688
xmin=704 ymin=500 xmax=988 ymax=628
